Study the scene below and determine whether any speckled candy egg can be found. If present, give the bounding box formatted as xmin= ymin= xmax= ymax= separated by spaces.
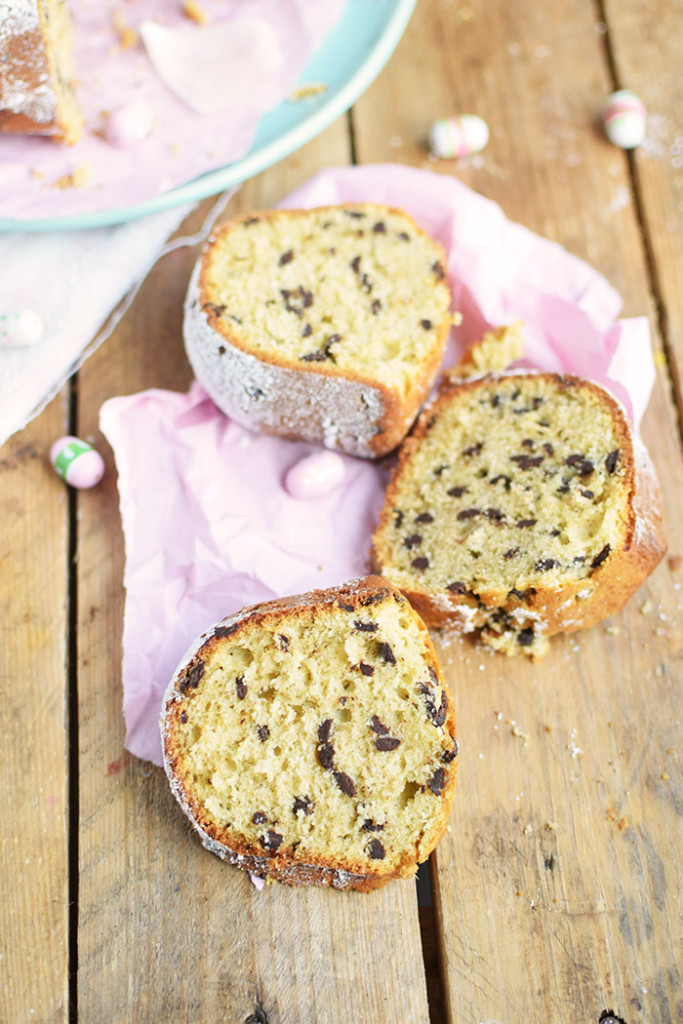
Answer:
xmin=603 ymin=90 xmax=647 ymax=149
xmin=429 ymin=114 xmax=490 ymax=159
xmin=0 ymin=309 xmax=44 ymax=347
xmin=50 ymin=436 xmax=105 ymax=489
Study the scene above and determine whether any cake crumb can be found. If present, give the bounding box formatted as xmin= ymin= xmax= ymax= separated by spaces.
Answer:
xmin=545 ymin=821 xmax=559 ymax=830
xmin=604 ymin=624 xmax=620 ymax=635
xmin=522 ymin=824 xmax=533 ymax=834
xmin=54 ymin=164 xmax=92 ymax=190
xmin=289 ymin=83 xmax=328 ymax=101
xmin=668 ymin=554 xmax=683 ymax=571
xmin=640 ymin=598 xmax=653 ymax=614
xmin=183 ymin=0 xmax=209 ymax=24
xmin=661 ymin=771 xmax=670 ymax=781
xmin=112 ymin=8 xmax=139 ymax=49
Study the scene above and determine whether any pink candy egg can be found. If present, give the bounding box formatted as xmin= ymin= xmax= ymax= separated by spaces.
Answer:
xmin=105 ymin=100 xmax=155 ymax=148
xmin=50 ymin=436 xmax=105 ymax=489
xmin=284 ymin=450 xmax=346 ymax=499
xmin=602 ymin=90 xmax=646 ymax=149
xmin=429 ymin=114 xmax=489 ymax=158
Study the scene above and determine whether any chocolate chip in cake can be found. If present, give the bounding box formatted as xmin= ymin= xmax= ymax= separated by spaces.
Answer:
xmin=605 ymin=449 xmax=620 ymax=474
xmin=393 ymin=509 xmax=404 ymax=528
xmin=252 ymin=811 xmax=268 ymax=824
xmin=370 ymin=715 xmax=390 ymax=735
xmin=535 ymin=558 xmax=560 ymax=571
xmin=257 ymin=725 xmax=270 ymax=742
xmin=518 ymin=628 xmax=535 ymax=647
xmin=181 ymin=660 xmax=205 ymax=692
xmin=260 ymin=830 xmax=283 ymax=852
xmin=411 ymin=556 xmax=430 ymax=571
xmin=317 ymin=743 xmax=335 ymax=771
xmin=399 ymin=231 xmax=411 ymax=241
xmin=403 ymin=533 xmax=423 ymax=548
xmin=441 ymin=738 xmax=459 ymax=762
xmin=463 ymin=442 xmax=483 ymax=457
xmin=279 ymin=249 xmax=294 ymax=266
xmin=490 ymin=474 xmax=511 ymax=489
xmin=485 ymin=508 xmax=505 ymax=521
xmin=218 ymin=345 xmax=226 ymax=355
xmin=433 ymin=464 xmax=449 ymax=477
xmin=372 ymin=221 xmax=387 ymax=233
xmin=292 ymin=795 xmax=314 ymax=817
xmin=344 ymin=210 xmax=365 ymax=219
xmin=354 ymin=620 xmax=379 ymax=633
xmin=457 ymin=508 xmax=481 ymax=520
xmin=375 ymin=736 xmax=401 ymax=752
xmin=580 ymin=489 xmax=594 ymax=499
xmin=235 ymin=676 xmax=247 ymax=700
xmin=543 ymin=442 xmax=555 ymax=456
xmin=277 ymin=634 xmax=290 ymax=651
xmin=318 ymin=719 xmax=333 ymax=743
xmin=427 ymin=767 xmax=446 ymax=795
xmin=371 ymin=299 xmax=382 ymax=314
xmin=213 ymin=622 xmax=241 ymax=638
xmin=350 ymin=255 xmax=361 ymax=273
xmin=516 ymin=519 xmax=537 ymax=528
xmin=503 ymin=548 xmax=520 ymax=560
xmin=179 ymin=710 xmax=188 ymax=724
xmin=508 ymin=588 xmax=526 ymax=600
xmin=416 ymin=512 xmax=434 ymax=524
xmin=243 ymin=217 xmax=260 ymax=226
xmin=338 ymin=600 xmax=355 ymax=612
xmin=378 ymin=641 xmax=396 ymax=665
xmin=420 ymin=319 xmax=432 ymax=330
xmin=431 ymin=260 xmax=445 ymax=279
xmin=511 ymin=454 xmax=544 ymax=470
xmin=447 ymin=485 xmax=468 ymax=498
xmin=359 ymin=662 xmax=375 ymax=677
xmin=521 ymin=438 xmax=534 ymax=449
xmin=368 ymin=839 xmax=386 ymax=860
xmin=420 ymin=686 xmax=447 ymax=728
xmin=564 ymin=454 xmax=594 ymax=476
xmin=362 ymin=819 xmax=385 ymax=831
xmin=301 ymin=323 xmax=313 ymax=337
xmin=334 ymin=771 xmax=356 ymax=797
xmin=591 ymin=544 xmax=611 ymax=569
xmin=446 ymin=581 xmax=467 ymax=593
xmin=301 ymin=350 xmax=328 ymax=362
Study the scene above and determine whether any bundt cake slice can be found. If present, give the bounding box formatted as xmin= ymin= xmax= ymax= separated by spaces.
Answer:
xmin=372 ymin=372 xmax=666 ymax=657
xmin=161 ymin=577 xmax=458 ymax=891
xmin=183 ymin=203 xmax=453 ymax=458
xmin=0 ymin=0 xmax=83 ymax=143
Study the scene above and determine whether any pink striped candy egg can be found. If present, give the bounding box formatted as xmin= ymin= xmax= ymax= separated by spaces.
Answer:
xmin=603 ymin=90 xmax=646 ymax=149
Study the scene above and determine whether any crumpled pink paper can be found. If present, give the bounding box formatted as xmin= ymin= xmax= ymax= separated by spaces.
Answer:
xmin=100 ymin=164 xmax=656 ymax=765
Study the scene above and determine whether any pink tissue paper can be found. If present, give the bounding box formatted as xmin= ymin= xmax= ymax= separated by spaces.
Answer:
xmin=99 ymin=164 xmax=656 ymax=765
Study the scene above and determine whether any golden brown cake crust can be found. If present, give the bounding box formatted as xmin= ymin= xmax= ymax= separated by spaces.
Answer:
xmin=162 ymin=577 xmax=458 ymax=892
xmin=371 ymin=372 xmax=666 ymax=651
xmin=0 ymin=1 xmax=82 ymax=143
xmin=184 ymin=205 xmax=453 ymax=458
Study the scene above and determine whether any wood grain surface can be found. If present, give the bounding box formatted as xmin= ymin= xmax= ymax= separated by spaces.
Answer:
xmin=1 ymin=0 xmax=681 ymax=1021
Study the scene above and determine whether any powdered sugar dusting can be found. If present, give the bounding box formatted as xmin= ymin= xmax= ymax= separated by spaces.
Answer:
xmin=0 ymin=0 xmax=57 ymax=125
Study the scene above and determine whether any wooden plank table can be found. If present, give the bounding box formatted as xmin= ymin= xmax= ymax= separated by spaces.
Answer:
xmin=1 ymin=0 xmax=681 ymax=1020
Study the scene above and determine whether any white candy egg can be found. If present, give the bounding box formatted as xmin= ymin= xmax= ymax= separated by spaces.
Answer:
xmin=602 ymin=90 xmax=647 ymax=149
xmin=284 ymin=450 xmax=346 ymax=500
xmin=105 ymin=100 xmax=155 ymax=148
xmin=50 ymin=436 xmax=105 ymax=489
xmin=0 ymin=309 xmax=44 ymax=347
xmin=429 ymin=114 xmax=490 ymax=159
